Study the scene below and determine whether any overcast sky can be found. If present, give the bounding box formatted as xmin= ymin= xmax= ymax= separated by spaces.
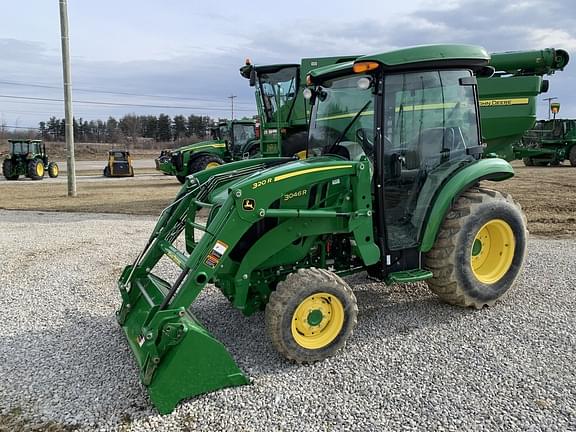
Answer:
xmin=0 ymin=0 xmax=574 ymax=129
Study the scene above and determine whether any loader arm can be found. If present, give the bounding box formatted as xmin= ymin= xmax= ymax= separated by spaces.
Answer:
xmin=116 ymin=157 xmax=377 ymax=413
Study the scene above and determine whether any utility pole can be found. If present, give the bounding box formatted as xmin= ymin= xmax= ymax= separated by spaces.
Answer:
xmin=543 ymin=97 xmax=558 ymax=120
xmin=228 ymin=95 xmax=237 ymax=120
xmin=59 ymin=0 xmax=77 ymax=197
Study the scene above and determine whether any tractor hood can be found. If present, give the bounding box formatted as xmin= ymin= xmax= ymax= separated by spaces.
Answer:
xmin=170 ymin=139 xmax=226 ymax=155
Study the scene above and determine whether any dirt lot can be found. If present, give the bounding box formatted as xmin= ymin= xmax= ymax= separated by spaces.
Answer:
xmin=0 ymin=159 xmax=573 ymax=237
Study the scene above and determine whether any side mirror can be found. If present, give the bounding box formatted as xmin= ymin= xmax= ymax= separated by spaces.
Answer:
xmin=249 ymin=69 xmax=256 ymax=87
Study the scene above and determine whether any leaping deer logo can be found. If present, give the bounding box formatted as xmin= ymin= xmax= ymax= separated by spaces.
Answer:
xmin=243 ymin=199 xmax=255 ymax=211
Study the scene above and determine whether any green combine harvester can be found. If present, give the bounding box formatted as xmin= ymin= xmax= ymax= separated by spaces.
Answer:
xmin=2 ymin=139 xmax=59 ymax=180
xmin=155 ymin=119 xmax=258 ymax=183
xmin=515 ymin=115 xmax=576 ymax=166
xmin=242 ymin=48 xmax=569 ymax=162
xmin=117 ymin=44 xmax=531 ymax=413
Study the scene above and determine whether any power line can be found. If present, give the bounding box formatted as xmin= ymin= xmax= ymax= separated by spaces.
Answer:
xmin=0 ymin=93 xmax=255 ymax=112
xmin=2 ymin=125 xmax=39 ymax=129
xmin=0 ymin=79 xmax=255 ymax=105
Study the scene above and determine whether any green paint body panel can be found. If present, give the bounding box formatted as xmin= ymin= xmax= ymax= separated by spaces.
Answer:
xmin=419 ymin=158 xmax=514 ymax=252
xmin=514 ymin=118 xmax=576 ymax=164
xmin=155 ymin=119 xmax=257 ymax=178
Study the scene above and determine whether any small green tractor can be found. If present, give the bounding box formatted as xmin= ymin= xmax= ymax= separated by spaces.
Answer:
xmin=103 ymin=150 xmax=135 ymax=177
xmin=2 ymin=139 xmax=59 ymax=181
xmin=516 ymin=118 xmax=576 ymax=166
xmin=155 ymin=120 xmax=258 ymax=183
xmin=118 ymin=44 xmax=529 ymax=414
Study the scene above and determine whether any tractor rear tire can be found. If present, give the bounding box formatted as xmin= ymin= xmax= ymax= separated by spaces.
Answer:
xmin=265 ymin=268 xmax=358 ymax=363
xmin=281 ymin=131 xmax=308 ymax=157
xmin=28 ymin=159 xmax=45 ymax=180
xmin=2 ymin=160 xmax=19 ymax=180
xmin=176 ymin=175 xmax=186 ymax=184
xmin=189 ymin=154 xmax=224 ymax=174
xmin=522 ymin=157 xmax=534 ymax=166
xmin=424 ymin=188 xmax=527 ymax=309
xmin=48 ymin=162 xmax=59 ymax=178
xmin=103 ymin=166 xmax=111 ymax=177
xmin=569 ymin=146 xmax=576 ymax=167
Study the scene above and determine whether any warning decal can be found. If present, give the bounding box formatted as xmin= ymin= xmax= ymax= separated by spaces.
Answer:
xmin=204 ymin=240 xmax=229 ymax=268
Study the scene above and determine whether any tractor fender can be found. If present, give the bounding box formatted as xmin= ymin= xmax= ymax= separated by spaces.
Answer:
xmin=419 ymin=158 xmax=515 ymax=252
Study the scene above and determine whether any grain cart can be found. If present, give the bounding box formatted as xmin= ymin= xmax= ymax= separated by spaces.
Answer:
xmin=516 ymin=118 xmax=576 ymax=166
xmin=477 ymin=48 xmax=569 ymax=160
xmin=117 ymin=44 xmax=527 ymax=413
xmin=103 ymin=150 xmax=134 ymax=177
xmin=240 ymin=56 xmax=356 ymax=158
xmin=155 ymin=120 xmax=258 ymax=183
xmin=2 ymin=139 xmax=59 ymax=180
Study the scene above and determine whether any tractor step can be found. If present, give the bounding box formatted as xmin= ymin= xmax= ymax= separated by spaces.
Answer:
xmin=386 ymin=269 xmax=433 ymax=284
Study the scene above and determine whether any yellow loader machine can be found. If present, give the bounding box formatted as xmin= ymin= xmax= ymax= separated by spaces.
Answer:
xmin=117 ymin=44 xmax=528 ymax=413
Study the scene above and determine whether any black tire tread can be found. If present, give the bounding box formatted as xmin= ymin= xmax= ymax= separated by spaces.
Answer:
xmin=425 ymin=187 xmax=527 ymax=308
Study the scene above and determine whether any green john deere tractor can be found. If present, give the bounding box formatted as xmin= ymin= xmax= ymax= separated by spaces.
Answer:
xmin=516 ymin=117 xmax=576 ymax=166
xmin=2 ymin=139 xmax=59 ymax=181
xmin=117 ymin=44 xmax=528 ymax=414
xmin=155 ymin=119 xmax=258 ymax=183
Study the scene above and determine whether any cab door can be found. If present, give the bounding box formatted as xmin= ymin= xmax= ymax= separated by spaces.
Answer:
xmin=380 ymin=69 xmax=481 ymax=252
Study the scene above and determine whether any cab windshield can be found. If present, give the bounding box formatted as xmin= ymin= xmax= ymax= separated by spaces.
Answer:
xmin=11 ymin=142 xmax=32 ymax=154
xmin=258 ymin=67 xmax=298 ymax=123
xmin=232 ymin=124 xmax=256 ymax=147
xmin=308 ymin=74 xmax=374 ymax=161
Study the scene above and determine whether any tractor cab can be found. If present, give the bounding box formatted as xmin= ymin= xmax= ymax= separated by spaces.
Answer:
xmin=103 ymin=150 xmax=134 ymax=177
xmin=240 ymin=57 xmax=355 ymax=157
xmin=306 ymin=45 xmax=493 ymax=267
xmin=217 ymin=120 xmax=258 ymax=158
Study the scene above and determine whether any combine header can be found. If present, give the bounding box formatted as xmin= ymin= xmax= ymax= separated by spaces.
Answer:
xmin=118 ymin=44 xmax=530 ymax=413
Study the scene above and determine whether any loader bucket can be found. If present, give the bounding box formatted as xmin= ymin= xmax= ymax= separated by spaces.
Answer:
xmin=118 ymin=264 xmax=249 ymax=414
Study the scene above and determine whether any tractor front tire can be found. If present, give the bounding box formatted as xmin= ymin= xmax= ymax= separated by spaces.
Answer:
xmin=176 ymin=175 xmax=187 ymax=184
xmin=569 ymin=146 xmax=576 ymax=167
xmin=28 ymin=159 xmax=45 ymax=180
xmin=48 ymin=162 xmax=59 ymax=178
xmin=522 ymin=157 xmax=534 ymax=166
xmin=189 ymin=154 xmax=224 ymax=174
xmin=103 ymin=166 xmax=111 ymax=177
xmin=265 ymin=268 xmax=358 ymax=363
xmin=2 ymin=160 xmax=19 ymax=180
xmin=424 ymin=188 xmax=527 ymax=309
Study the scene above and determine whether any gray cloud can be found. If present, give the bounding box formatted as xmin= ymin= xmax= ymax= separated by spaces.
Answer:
xmin=1 ymin=0 xmax=575 ymax=127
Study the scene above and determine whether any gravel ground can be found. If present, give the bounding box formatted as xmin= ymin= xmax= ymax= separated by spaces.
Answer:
xmin=0 ymin=210 xmax=574 ymax=432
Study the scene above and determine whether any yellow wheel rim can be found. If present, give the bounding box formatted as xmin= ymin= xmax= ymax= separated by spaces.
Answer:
xmin=36 ymin=163 xmax=44 ymax=177
xmin=52 ymin=165 xmax=58 ymax=176
xmin=471 ymin=219 xmax=515 ymax=284
xmin=206 ymin=162 xmax=220 ymax=169
xmin=291 ymin=292 xmax=344 ymax=349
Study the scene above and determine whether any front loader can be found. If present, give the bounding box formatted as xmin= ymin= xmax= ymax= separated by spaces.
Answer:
xmin=118 ymin=44 xmax=528 ymax=413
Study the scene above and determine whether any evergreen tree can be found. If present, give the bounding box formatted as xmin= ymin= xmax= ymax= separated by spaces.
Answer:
xmin=157 ymin=114 xmax=172 ymax=141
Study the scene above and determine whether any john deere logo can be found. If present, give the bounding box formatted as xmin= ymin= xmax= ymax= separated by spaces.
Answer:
xmin=243 ymin=199 xmax=255 ymax=211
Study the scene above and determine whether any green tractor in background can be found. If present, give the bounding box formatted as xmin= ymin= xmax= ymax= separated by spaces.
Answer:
xmin=2 ymin=139 xmax=59 ymax=181
xmin=117 ymin=44 xmax=529 ymax=414
xmin=155 ymin=119 xmax=258 ymax=183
